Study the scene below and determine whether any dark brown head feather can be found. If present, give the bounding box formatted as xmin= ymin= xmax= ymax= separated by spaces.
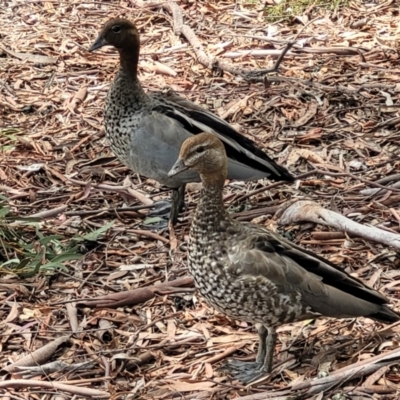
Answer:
xmin=92 ymin=18 xmax=139 ymax=50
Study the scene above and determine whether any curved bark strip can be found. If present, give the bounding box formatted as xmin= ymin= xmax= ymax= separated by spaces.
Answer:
xmin=279 ymin=200 xmax=400 ymax=251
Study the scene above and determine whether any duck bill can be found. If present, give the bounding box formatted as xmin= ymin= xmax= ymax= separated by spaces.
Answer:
xmin=88 ymin=36 xmax=107 ymax=52
xmin=168 ymin=158 xmax=188 ymax=177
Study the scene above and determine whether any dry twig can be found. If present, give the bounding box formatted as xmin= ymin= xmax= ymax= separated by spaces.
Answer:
xmin=279 ymin=200 xmax=400 ymax=251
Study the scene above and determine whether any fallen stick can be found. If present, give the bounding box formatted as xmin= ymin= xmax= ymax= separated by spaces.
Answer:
xmin=291 ymin=346 xmax=400 ymax=395
xmin=360 ymin=181 xmax=400 ymax=196
xmin=3 ymin=336 xmax=71 ymax=374
xmin=75 ymin=277 xmax=194 ymax=308
xmin=64 ymin=205 xmax=154 ymax=217
xmin=236 ymin=347 xmax=400 ymax=399
xmin=279 ymin=200 xmax=400 ymax=251
xmin=0 ymin=379 xmax=109 ymax=398
xmin=131 ymin=0 xmax=293 ymax=81
xmin=223 ymin=46 xmax=366 ymax=59
xmin=167 ymin=2 xmax=294 ymax=80
xmin=311 ymin=231 xmax=353 ymax=240
xmin=240 ymin=168 xmax=400 ymax=203
xmin=29 ymin=205 xmax=68 ymax=219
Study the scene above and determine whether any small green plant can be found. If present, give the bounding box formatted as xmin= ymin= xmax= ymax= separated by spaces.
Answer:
xmin=243 ymin=0 xmax=260 ymax=5
xmin=0 ymin=196 xmax=114 ymax=277
xmin=265 ymin=0 xmax=349 ymax=23
xmin=0 ymin=127 xmax=19 ymax=152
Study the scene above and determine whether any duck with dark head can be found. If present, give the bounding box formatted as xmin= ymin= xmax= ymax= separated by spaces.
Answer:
xmin=88 ymin=18 xmax=294 ymax=225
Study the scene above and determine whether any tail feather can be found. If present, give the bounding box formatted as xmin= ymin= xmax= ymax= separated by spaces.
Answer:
xmin=372 ymin=306 xmax=400 ymax=324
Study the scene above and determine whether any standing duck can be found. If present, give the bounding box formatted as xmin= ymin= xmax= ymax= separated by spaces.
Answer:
xmin=88 ymin=18 xmax=294 ymax=224
xmin=168 ymin=132 xmax=400 ymax=383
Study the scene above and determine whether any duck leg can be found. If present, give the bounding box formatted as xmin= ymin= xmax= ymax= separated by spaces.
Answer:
xmin=147 ymin=185 xmax=186 ymax=227
xmin=223 ymin=325 xmax=277 ymax=384
xmin=261 ymin=326 xmax=277 ymax=373
xmin=169 ymin=184 xmax=186 ymax=225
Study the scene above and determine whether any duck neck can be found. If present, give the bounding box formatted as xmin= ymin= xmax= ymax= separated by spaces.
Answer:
xmin=116 ymin=45 xmax=147 ymax=102
xmin=118 ymin=37 xmax=141 ymax=82
xmin=195 ymin=175 xmax=229 ymax=228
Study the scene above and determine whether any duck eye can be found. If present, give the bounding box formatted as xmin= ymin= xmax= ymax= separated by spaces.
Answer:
xmin=196 ymin=146 xmax=205 ymax=153
xmin=112 ymin=25 xmax=121 ymax=33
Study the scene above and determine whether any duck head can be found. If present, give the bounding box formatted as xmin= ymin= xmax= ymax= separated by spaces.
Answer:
xmin=168 ymin=133 xmax=228 ymax=184
xmin=88 ymin=18 xmax=140 ymax=52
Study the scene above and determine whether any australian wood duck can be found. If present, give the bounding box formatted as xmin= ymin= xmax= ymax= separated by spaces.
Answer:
xmin=88 ymin=18 xmax=294 ymax=224
xmin=168 ymin=132 xmax=400 ymax=382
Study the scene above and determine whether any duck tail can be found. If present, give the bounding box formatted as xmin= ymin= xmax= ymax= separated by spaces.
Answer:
xmin=372 ymin=306 xmax=400 ymax=324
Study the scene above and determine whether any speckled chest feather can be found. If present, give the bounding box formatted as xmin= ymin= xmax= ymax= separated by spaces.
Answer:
xmin=188 ymin=187 xmax=311 ymax=327
xmin=104 ymin=72 xmax=148 ymax=164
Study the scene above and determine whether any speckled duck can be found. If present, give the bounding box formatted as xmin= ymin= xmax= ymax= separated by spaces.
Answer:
xmin=168 ymin=132 xmax=400 ymax=382
xmin=89 ymin=18 xmax=294 ymax=223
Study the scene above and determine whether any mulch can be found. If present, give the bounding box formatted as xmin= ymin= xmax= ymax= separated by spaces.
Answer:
xmin=1 ymin=0 xmax=400 ymax=399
